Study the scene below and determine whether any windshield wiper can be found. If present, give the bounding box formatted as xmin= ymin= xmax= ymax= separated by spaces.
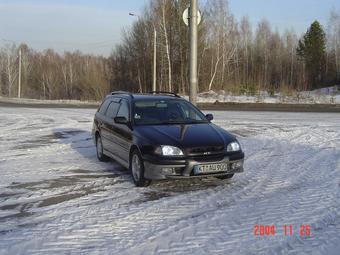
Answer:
xmin=158 ymin=120 xmax=184 ymax=125
xmin=159 ymin=120 xmax=208 ymax=125
xmin=185 ymin=120 xmax=209 ymax=124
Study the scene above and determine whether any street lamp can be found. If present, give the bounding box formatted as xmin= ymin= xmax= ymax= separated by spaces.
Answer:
xmin=189 ymin=0 xmax=198 ymax=105
xmin=129 ymin=13 xmax=157 ymax=92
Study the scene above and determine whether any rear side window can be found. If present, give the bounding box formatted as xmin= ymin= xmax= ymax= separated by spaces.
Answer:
xmin=99 ymin=99 xmax=111 ymax=115
xmin=105 ymin=102 xmax=120 ymax=119
xmin=117 ymin=100 xmax=129 ymax=120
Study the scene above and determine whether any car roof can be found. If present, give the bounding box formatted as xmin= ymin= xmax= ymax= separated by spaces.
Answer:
xmin=132 ymin=94 xmax=182 ymax=100
xmin=106 ymin=92 xmax=184 ymax=102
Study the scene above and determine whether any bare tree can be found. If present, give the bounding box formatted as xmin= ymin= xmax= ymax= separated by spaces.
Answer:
xmin=3 ymin=45 xmax=19 ymax=97
xmin=240 ymin=16 xmax=252 ymax=89
xmin=328 ymin=10 xmax=340 ymax=81
xmin=205 ymin=0 xmax=238 ymax=91
xmin=0 ymin=0 xmax=339 ymax=101
xmin=159 ymin=0 xmax=173 ymax=91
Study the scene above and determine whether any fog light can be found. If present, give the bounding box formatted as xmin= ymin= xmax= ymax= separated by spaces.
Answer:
xmin=162 ymin=167 xmax=175 ymax=175
xmin=231 ymin=161 xmax=243 ymax=170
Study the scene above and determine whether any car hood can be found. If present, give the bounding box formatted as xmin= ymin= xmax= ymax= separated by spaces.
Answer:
xmin=134 ymin=123 xmax=236 ymax=149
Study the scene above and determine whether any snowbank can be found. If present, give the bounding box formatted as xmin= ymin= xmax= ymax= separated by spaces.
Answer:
xmin=195 ymin=85 xmax=340 ymax=104
xmin=1 ymin=85 xmax=339 ymax=106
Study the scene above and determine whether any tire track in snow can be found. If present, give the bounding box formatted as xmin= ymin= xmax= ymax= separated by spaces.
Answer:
xmin=0 ymin=108 xmax=339 ymax=254
xmin=121 ymin=138 xmax=339 ymax=254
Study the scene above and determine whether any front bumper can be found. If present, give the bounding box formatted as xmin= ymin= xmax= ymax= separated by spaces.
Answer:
xmin=143 ymin=153 xmax=244 ymax=180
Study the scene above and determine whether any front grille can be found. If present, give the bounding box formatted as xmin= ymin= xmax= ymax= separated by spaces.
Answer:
xmin=186 ymin=146 xmax=224 ymax=156
xmin=189 ymin=154 xmax=225 ymax=162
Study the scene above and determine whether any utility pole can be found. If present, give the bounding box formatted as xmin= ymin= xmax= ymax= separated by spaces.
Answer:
xmin=129 ymin=12 xmax=157 ymax=92
xmin=18 ymin=48 xmax=22 ymax=98
xmin=189 ymin=0 xmax=198 ymax=105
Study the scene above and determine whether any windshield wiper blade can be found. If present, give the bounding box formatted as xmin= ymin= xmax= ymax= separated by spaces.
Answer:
xmin=159 ymin=120 xmax=184 ymax=125
xmin=159 ymin=120 xmax=208 ymax=125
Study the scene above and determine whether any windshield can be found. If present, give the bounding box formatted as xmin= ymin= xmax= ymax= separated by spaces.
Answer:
xmin=133 ymin=99 xmax=208 ymax=125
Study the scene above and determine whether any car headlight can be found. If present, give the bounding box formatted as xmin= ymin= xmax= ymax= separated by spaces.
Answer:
xmin=155 ymin=145 xmax=184 ymax=156
xmin=227 ymin=141 xmax=241 ymax=152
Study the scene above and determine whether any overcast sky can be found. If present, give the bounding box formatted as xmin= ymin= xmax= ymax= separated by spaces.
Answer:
xmin=0 ymin=0 xmax=339 ymax=56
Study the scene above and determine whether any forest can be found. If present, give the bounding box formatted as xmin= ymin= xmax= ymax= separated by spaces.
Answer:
xmin=0 ymin=0 xmax=340 ymax=100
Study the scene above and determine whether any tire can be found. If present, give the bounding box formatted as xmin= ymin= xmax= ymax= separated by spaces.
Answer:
xmin=130 ymin=149 xmax=151 ymax=187
xmin=96 ymin=134 xmax=109 ymax=162
xmin=216 ymin=174 xmax=234 ymax=180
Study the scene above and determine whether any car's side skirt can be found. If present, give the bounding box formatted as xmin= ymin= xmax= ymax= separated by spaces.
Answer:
xmin=103 ymin=149 xmax=129 ymax=169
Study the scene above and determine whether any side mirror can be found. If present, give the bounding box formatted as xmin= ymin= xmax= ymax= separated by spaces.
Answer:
xmin=206 ymin=114 xmax=214 ymax=121
xmin=114 ymin=116 xmax=128 ymax=125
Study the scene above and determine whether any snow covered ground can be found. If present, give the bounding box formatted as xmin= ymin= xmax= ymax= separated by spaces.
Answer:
xmin=196 ymin=85 xmax=340 ymax=104
xmin=0 ymin=107 xmax=339 ymax=255
xmin=0 ymin=96 xmax=99 ymax=106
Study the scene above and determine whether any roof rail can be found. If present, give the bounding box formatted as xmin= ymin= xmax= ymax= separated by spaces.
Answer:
xmin=148 ymin=91 xmax=180 ymax=98
xmin=111 ymin=91 xmax=134 ymax=98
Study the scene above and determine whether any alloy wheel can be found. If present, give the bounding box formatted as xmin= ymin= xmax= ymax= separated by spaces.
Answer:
xmin=131 ymin=154 xmax=141 ymax=182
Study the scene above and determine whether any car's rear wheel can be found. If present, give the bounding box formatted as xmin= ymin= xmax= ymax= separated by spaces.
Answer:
xmin=130 ymin=150 xmax=151 ymax=187
xmin=216 ymin=174 xmax=234 ymax=180
xmin=96 ymin=135 xmax=109 ymax=162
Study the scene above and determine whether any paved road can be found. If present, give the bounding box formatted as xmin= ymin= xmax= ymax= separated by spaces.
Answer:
xmin=1 ymin=98 xmax=340 ymax=112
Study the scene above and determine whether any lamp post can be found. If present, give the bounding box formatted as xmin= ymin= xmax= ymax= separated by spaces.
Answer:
xmin=189 ymin=0 xmax=198 ymax=105
xmin=18 ymin=48 xmax=22 ymax=98
xmin=129 ymin=13 xmax=157 ymax=92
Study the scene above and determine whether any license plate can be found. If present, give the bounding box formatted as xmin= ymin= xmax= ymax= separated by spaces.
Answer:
xmin=194 ymin=163 xmax=229 ymax=174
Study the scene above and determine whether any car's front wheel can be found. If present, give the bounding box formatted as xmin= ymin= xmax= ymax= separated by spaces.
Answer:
xmin=216 ymin=174 xmax=234 ymax=180
xmin=96 ymin=135 xmax=109 ymax=162
xmin=130 ymin=150 xmax=151 ymax=187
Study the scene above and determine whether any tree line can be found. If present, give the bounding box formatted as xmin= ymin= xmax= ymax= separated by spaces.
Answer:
xmin=113 ymin=0 xmax=340 ymax=95
xmin=0 ymin=45 xmax=110 ymax=100
xmin=0 ymin=0 xmax=340 ymax=100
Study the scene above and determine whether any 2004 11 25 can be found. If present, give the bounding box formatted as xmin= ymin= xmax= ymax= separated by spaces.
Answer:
xmin=254 ymin=225 xmax=311 ymax=236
